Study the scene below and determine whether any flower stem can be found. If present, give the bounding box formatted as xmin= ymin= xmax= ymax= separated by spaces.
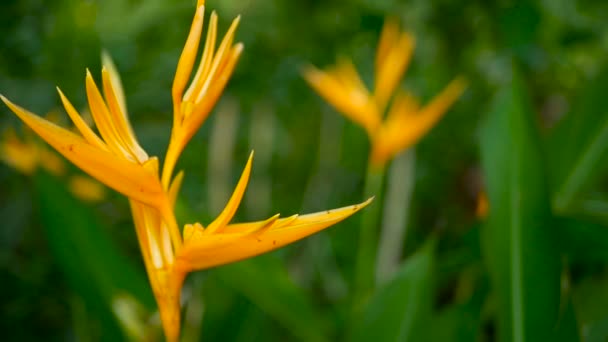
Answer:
xmin=375 ymin=149 xmax=415 ymax=284
xmin=352 ymin=160 xmax=385 ymax=311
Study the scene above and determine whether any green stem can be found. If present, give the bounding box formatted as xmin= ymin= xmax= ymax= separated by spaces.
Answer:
xmin=352 ymin=161 xmax=386 ymax=311
xmin=375 ymin=150 xmax=415 ymax=285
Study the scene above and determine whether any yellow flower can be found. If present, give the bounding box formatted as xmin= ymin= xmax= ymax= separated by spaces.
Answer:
xmin=2 ymin=119 xmax=108 ymax=203
xmin=1 ymin=128 xmax=65 ymax=175
xmin=304 ymin=17 xmax=466 ymax=168
xmin=68 ymin=175 xmax=107 ymax=202
xmin=1 ymin=1 xmax=371 ymax=340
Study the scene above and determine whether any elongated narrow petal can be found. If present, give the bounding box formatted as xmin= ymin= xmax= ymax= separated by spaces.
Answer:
xmin=101 ymin=51 xmax=129 ymax=120
xmin=57 ymin=87 xmax=109 ymax=152
xmin=375 ymin=17 xmax=400 ymax=73
xmin=176 ymin=197 xmax=373 ymax=271
xmin=1 ymin=96 xmax=165 ymax=206
xmin=204 ymin=151 xmax=253 ymax=234
xmin=183 ymin=11 xmax=218 ymax=103
xmin=370 ymin=77 xmax=466 ymax=166
xmin=374 ymin=30 xmax=415 ymax=111
xmin=192 ymin=15 xmax=241 ymax=105
xmin=85 ymin=70 xmax=138 ymax=161
xmin=101 ymin=68 xmax=148 ymax=163
xmin=181 ymin=43 xmax=244 ymax=148
xmin=303 ymin=64 xmax=380 ymax=137
xmin=172 ymin=4 xmax=205 ymax=111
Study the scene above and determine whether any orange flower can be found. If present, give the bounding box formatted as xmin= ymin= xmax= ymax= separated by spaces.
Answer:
xmin=1 ymin=1 xmax=371 ymax=340
xmin=304 ymin=18 xmax=466 ymax=168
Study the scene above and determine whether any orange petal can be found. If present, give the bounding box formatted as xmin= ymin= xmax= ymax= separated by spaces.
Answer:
xmin=374 ymin=30 xmax=415 ymax=112
xmin=57 ymin=87 xmax=109 ymax=152
xmin=371 ymin=78 xmax=466 ymax=166
xmin=204 ymin=151 xmax=253 ymax=234
xmin=172 ymin=4 xmax=205 ymax=113
xmin=303 ymin=64 xmax=379 ymax=137
xmin=1 ymin=96 xmax=165 ymax=207
xmin=101 ymin=68 xmax=148 ymax=163
xmin=183 ymin=11 xmax=218 ymax=104
xmin=85 ymin=70 xmax=137 ymax=161
xmin=177 ymin=197 xmax=373 ymax=271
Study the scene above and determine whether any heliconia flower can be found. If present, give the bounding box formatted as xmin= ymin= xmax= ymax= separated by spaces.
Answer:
xmin=1 ymin=128 xmax=65 ymax=175
xmin=303 ymin=17 xmax=466 ymax=168
xmin=1 ymin=1 xmax=371 ymax=341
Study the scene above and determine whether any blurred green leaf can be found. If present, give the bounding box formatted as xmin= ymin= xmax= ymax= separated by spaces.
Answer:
xmin=352 ymin=238 xmax=435 ymax=342
xmin=573 ymin=272 xmax=608 ymax=341
xmin=430 ymin=304 xmax=480 ymax=342
xmin=33 ymin=171 xmax=155 ymax=340
xmin=480 ymin=69 xmax=569 ymax=341
xmin=555 ymin=216 xmax=608 ymax=263
xmin=214 ymin=255 xmax=329 ymax=342
xmin=548 ymin=67 xmax=608 ymax=214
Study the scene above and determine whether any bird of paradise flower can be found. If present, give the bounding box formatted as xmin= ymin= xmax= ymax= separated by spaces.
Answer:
xmin=1 ymin=1 xmax=371 ymax=340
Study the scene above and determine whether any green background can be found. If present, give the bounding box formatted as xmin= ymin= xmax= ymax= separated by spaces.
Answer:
xmin=1 ymin=0 xmax=608 ymax=340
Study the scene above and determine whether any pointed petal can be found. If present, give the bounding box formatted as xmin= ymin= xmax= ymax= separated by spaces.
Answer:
xmin=102 ymin=68 xmax=148 ymax=162
xmin=193 ymin=15 xmax=241 ymax=105
xmin=85 ymin=70 xmax=137 ymax=161
xmin=177 ymin=198 xmax=373 ymax=271
xmin=303 ymin=64 xmax=379 ymax=137
xmin=371 ymin=77 xmax=466 ymax=166
xmin=181 ymin=43 xmax=243 ymax=149
xmin=101 ymin=51 xmax=128 ymax=119
xmin=1 ymin=96 xmax=165 ymax=206
xmin=57 ymin=87 xmax=109 ymax=152
xmin=374 ymin=31 xmax=415 ymax=111
xmin=204 ymin=151 xmax=253 ymax=234
xmin=172 ymin=4 xmax=205 ymax=111
xmin=183 ymin=11 xmax=218 ymax=103
xmin=376 ymin=17 xmax=400 ymax=73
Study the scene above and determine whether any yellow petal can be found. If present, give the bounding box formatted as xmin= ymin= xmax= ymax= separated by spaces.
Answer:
xmin=183 ymin=11 xmax=218 ymax=104
xmin=370 ymin=77 xmax=466 ymax=166
xmin=101 ymin=68 xmax=148 ymax=163
xmin=177 ymin=197 xmax=373 ymax=271
xmin=303 ymin=64 xmax=379 ymax=137
xmin=180 ymin=43 xmax=244 ymax=151
xmin=101 ymin=51 xmax=129 ymax=120
xmin=192 ymin=15 xmax=241 ymax=105
xmin=204 ymin=151 xmax=253 ymax=234
xmin=374 ymin=29 xmax=415 ymax=112
xmin=85 ymin=70 xmax=138 ymax=161
xmin=57 ymin=87 xmax=109 ymax=152
xmin=375 ymin=17 xmax=400 ymax=73
xmin=172 ymin=4 xmax=205 ymax=113
xmin=1 ymin=96 xmax=165 ymax=206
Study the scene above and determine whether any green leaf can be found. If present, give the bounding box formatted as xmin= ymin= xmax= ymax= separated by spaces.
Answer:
xmin=555 ymin=216 xmax=608 ymax=263
xmin=33 ymin=171 xmax=155 ymax=340
xmin=214 ymin=254 xmax=330 ymax=342
xmin=479 ymin=69 xmax=565 ymax=341
xmin=352 ymin=238 xmax=435 ymax=342
xmin=548 ymin=67 xmax=608 ymax=213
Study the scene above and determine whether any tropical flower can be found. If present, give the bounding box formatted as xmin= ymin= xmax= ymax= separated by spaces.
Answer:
xmin=304 ymin=17 xmax=466 ymax=168
xmin=1 ymin=126 xmax=106 ymax=202
xmin=1 ymin=1 xmax=371 ymax=340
